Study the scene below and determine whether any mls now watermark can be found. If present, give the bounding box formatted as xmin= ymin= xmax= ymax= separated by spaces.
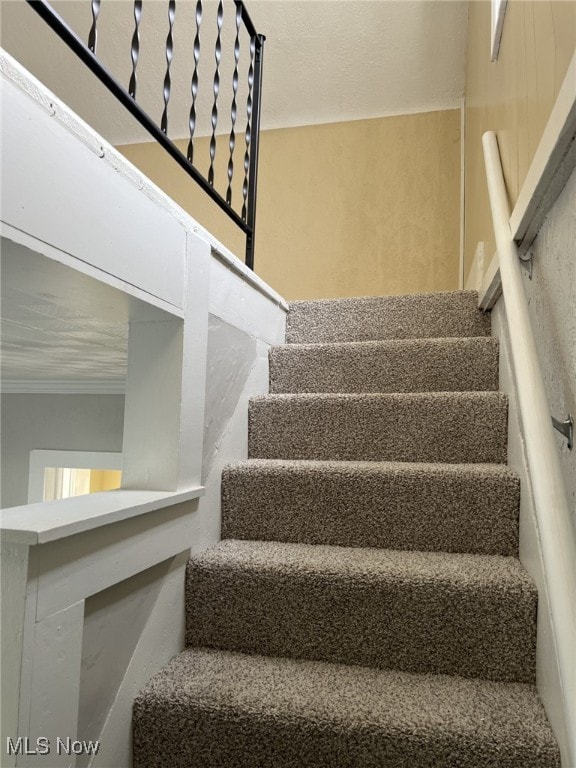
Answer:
xmin=7 ymin=737 xmax=100 ymax=756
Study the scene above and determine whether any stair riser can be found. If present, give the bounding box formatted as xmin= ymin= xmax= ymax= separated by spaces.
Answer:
xmin=185 ymin=562 xmax=536 ymax=683
xmin=249 ymin=394 xmax=508 ymax=464
xmin=270 ymin=339 xmax=499 ymax=394
xmin=286 ymin=291 xmax=491 ymax=344
xmin=221 ymin=465 xmax=520 ymax=555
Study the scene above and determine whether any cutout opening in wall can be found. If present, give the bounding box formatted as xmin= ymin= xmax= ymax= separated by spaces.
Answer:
xmin=491 ymin=0 xmax=508 ymax=61
xmin=28 ymin=450 xmax=122 ymax=504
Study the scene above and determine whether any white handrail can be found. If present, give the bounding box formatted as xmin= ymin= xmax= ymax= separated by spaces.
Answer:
xmin=482 ymin=131 xmax=576 ymax=762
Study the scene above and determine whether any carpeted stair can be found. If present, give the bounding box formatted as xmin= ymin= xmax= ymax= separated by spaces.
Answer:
xmin=134 ymin=289 xmax=560 ymax=768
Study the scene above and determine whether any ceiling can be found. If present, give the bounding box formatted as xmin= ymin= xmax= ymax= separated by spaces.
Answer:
xmin=1 ymin=239 xmax=128 ymax=392
xmin=0 ymin=0 xmax=468 ymax=146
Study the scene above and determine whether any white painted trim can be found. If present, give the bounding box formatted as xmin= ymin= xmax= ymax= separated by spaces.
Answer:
xmin=26 ymin=601 xmax=85 ymax=766
xmin=510 ymin=51 xmax=576 ymax=252
xmin=1 ymin=73 xmax=188 ymax=309
xmin=211 ymin=247 xmax=289 ymax=312
xmin=483 ymin=131 xmax=576 ymax=764
xmin=33 ymin=508 xmax=194 ymax=621
xmin=478 ymin=250 xmax=502 ymax=310
xmin=28 ymin=450 xmax=123 ymax=504
xmin=208 ymin=255 xmax=287 ymax=345
xmin=0 ymin=541 xmax=31 ymax=768
xmin=0 ymin=487 xmax=204 ymax=545
xmin=0 ymin=222 xmax=185 ymax=319
xmin=490 ymin=0 xmax=508 ymax=61
xmin=465 ymin=242 xmax=486 ymax=292
xmin=87 ymin=552 xmax=188 ymax=767
xmin=467 ymin=242 xmax=501 ymax=311
xmin=1 ymin=380 xmax=125 ymax=395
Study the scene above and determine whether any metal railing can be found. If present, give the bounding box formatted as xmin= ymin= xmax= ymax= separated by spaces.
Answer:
xmin=26 ymin=0 xmax=265 ymax=270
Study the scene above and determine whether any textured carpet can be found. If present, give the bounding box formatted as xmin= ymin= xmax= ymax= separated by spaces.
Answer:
xmin=185 ymin=539 xmax=536 ymax=683
xmin=221 ymin=459 xmax=520 ymax=555
xmin=134 ymin=289 xmax=560 ymax=767
xmin=286 ymin=290 xmax=492 ymax=344
xmin=270 ymin=336 xmax=500 ymax=394
xmin=133 ymin=648 xmax=560 ymax=768
xmin=249 ymin=391 xmax=508 ymax=463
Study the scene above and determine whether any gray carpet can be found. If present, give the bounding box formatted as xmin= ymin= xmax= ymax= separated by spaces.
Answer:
xmin=185 ymin=539 xmax=536 ymax=682
xmin=270 ymin=337 xmax=499 ymax=394
xmin=133 ymin=290 xmax=560 ymax=767
xmin=221 ymin=459 xmax=520 ymax=555
xmin=249 ymin=391 xmax=508 ymax=463
xmin=286 ymin=290 xmax=492 ymax=344
xmin=134 ymin=648 xmax=559 ymax=768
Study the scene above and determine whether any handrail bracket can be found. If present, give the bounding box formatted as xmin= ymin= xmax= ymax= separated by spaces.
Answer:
xmin=552 ymin=414 xmax=574 ymax=450
xmin=518 ymin=252 xmax=533 ymax=279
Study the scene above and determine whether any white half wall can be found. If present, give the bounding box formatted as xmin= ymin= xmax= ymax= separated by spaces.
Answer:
xmin=1 ymin=48 xmax=287 ymax=768
xmin=74 ymin=267 xmax=286 ymax=766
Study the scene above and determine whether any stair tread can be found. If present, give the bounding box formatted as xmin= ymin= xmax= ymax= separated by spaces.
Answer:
xmin=191 ymin=539 xmax=533 ymax=589
xmin=253 ymin=390 xmax=506 ymax=402
xmin=226 ymin=457 xmax=518 ymax=477
xmin=289 ymin=289 xmax=483 ymax=308
xmin=273 ymin=335 xmax=498 ymax=351
xmin=134 ymin=648 xmax=559 ymax=768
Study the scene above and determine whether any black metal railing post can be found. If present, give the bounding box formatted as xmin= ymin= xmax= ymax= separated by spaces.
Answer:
xmin=25 ymin=0 xmax=265 ymax=271
xmin=244 ymin=33 xmax=264 ymax=271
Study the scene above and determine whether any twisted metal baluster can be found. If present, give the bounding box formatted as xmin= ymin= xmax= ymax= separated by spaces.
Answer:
xmin=242 ymin=35 xmax=255 ymax=221
xmin=88 ymin=0 xmax=101 ymax=53
xmin=161 ymin=0 xmax=176 ymax=134
xmin=186 ymin=0 xmax=202 ymax=164
xmin=225 ymin=3 xmax=241 ymax=205
xmin=128 ymin=0 xmax=143 ymax=98
xmin=207 ymin=0 xmax=223 ymax=186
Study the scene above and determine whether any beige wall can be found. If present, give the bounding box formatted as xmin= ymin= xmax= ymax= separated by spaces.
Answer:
xmin=90 ymin=469 xmax=122 ymax=493
xmin=119 ymin=109 xmax=461 ymax=301
xmin=464 ymin=0 xmax=576 ymax=282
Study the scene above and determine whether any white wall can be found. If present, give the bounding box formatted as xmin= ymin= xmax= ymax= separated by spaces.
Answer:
xmin=492 ymin=297 xmax=573 ymax=766
xmin=0 ymin=50 xmax=287 ymax=768
xmin=74 ymin=257 xmax=285 ymax=767
xmin=0 ymin=276 xmax=284 ymax=768
xmin=486 ymin=167 xmax=576 ymax=766
xmin=0 ymin=394 xmax=125 ymax=510
xmin=523 ymin=166 xmax=576 ymax=524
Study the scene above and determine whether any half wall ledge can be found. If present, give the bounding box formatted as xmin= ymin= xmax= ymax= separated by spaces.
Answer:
xmin=0 ymin=487 xmax=205 ymax=546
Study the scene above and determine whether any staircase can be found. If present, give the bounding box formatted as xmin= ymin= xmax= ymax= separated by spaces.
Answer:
xmin=133 ymin=290 xmax=560 ymax=768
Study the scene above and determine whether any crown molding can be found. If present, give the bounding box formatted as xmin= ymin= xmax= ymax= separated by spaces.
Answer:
xmin=1 ymin=379 xmax=125 ymax=395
